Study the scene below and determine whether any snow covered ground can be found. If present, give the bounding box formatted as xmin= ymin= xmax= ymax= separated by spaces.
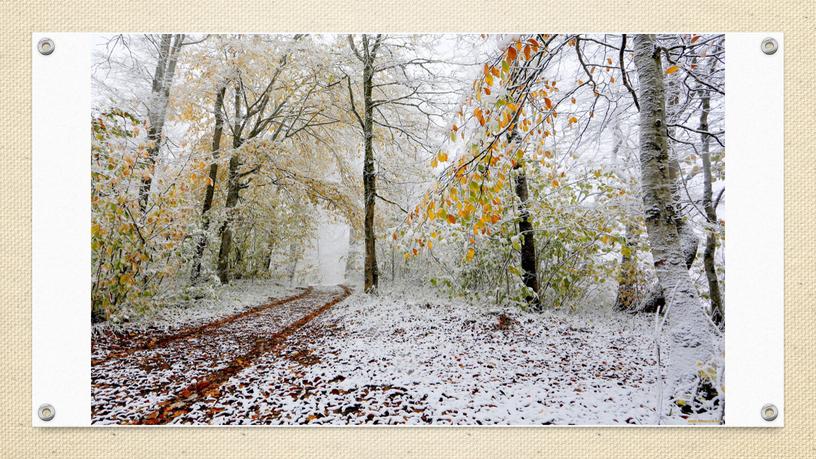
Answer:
xmin=92 ymin=286 xmax=348 ymax=424
xmin=92 ymin=279 xmax=302 ymax=362
xmin=96 ymin=279 xmax=299 ymax=332
xmin=175 ymin=290 xmax=661 ymax=425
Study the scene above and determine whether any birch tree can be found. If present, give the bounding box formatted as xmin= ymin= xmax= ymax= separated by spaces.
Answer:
xmin=137 ymin=34 xmax=185 ymax=214
xmin=632 ymin=34 xmax=719 ymax=420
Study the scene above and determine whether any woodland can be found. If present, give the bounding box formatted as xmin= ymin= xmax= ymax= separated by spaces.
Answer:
xmin=91 ymin=34 xmax=725 ymax=424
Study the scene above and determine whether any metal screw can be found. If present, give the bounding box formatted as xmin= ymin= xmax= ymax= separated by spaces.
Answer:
xmin=761 ymin=37 xmax=778 ymax=55
xmin=37 ymin=403 xmax=55 ymax=421
xmin=761 ymin=403 xmax=778 ymax=421
xmin=37 ymin=38 xmax=55 ymax=56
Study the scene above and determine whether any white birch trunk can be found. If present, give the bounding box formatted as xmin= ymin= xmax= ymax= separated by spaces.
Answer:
xmin=633 ymin=34 xmax=719 ymax=422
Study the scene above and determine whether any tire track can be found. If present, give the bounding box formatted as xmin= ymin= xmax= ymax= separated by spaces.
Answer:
xmin=132 ymin=285 xmax=352 ymax=424
xmin=92 ymin=287 xmax=313 ymax=365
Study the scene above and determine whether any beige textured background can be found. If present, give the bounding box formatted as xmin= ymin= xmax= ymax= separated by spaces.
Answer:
xmin=1 ymin=1 xmax=813 ymax=457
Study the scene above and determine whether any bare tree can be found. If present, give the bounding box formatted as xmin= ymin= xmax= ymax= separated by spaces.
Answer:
xmin=699 ymin=60 xmax=724 ymax=326
xmin=347 ymin=34 xmax=383 ymax=292
xmin=344 ymin=34 xmax=452 ymax=292
xmin=138 ymin=34 xmax=185 ymax=215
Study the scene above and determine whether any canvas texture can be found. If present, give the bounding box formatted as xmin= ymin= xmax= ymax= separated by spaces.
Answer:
xmin=1 ymin=1 xmax=813 ymax=457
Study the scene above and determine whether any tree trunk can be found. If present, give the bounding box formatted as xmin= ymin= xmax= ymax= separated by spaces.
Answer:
xmin=216 ymin=88 xmax=243 ymax=284
xmin=639 ymin=60 xmax=701 ymax=313
xmin=633 ymin=34 xmax=718 ymax=420
xmin=191 ymin=85 xmax=226 ymax=281
xmin=513 ymin=163 xmax=540 ymax=307
xmin=216 ymin=151 xmax=241 ymax=284
xmin=288 ymin=242 xmax=301 ymax=286
xmin=138 ymin=34 xmax=184 ymax=215
xmin=362 ymin=43 xmax=379 ymax=293
xmin=699 ymin=89 xmax=724 ymax=326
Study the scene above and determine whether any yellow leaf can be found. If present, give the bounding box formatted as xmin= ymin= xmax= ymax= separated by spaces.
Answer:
xmin=551 ymin=179 xmax=559 ymax=187
xmin=665 ymin=65 xmax=680 ymax=74
xmin=474 ymin=107 xmax=486 ymax=126
xmin=438 ymin=151 xmax=448 ymax=162
xmin=466 ymin=247 xmax=475 ymax=262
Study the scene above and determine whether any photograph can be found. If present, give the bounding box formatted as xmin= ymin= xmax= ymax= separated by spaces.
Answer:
xmin=89 ymin=33 xmax=725 ymax=425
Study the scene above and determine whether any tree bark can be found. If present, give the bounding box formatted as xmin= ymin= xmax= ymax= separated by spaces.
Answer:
xmin=216 ymin=149 xmax=241 ymax=284
xmin=191 ymin=85 xmax=226 ymax=281
xmin=633 ymin=34 xmax=718 ymax=420
xmin=638 ymin=60 xmax=701 ymax=313
xmin=138 ymin=34 xmax=184 ymax=215
xmin=699 ymin=88 xmax=724 ymax=326
xmin=359 ymin=35 xmax=380 ymax=293
xmin=216 ymin=88 xmax=243 ymax=284
xmin=513 ymin=163 xmax=540 ymax=307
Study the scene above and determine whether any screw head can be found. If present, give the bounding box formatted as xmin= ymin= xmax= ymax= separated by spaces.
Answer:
xmin=37 ymin=403 xmax=55 ymax=421
xmin=761 ymin=37 xmax=778 ymax=55
xmin=37 ymin=38 xmax=55 ymax=56
xmin=761 ymin=403 xmax=778 ymax=421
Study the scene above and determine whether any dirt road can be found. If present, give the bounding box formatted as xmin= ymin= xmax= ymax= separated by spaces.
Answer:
xmin=91 ymin=285 xmax=351 ymax=425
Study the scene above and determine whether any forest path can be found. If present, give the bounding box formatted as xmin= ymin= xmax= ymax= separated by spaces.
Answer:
xmin=91 ymin=287 xmax=314 ymax=365
xmin=91 ymin=285 xmax=351 ymax=425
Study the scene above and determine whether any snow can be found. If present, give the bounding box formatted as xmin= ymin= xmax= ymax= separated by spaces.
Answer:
xmin=92 ymin=286 xmax=344 ymax=424
xmin=99 ymin=279 xmax=298 ymax=332
xmin=92 ymin=279 xmax=301 ymax=361
xmin=174 ymin=289 xmax=662 ymax=425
